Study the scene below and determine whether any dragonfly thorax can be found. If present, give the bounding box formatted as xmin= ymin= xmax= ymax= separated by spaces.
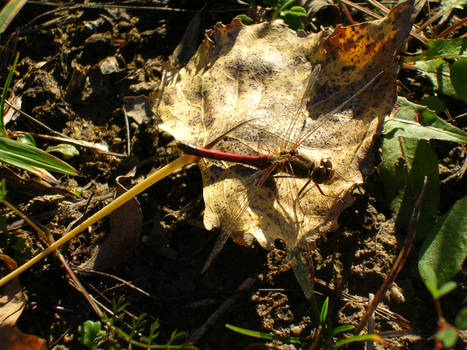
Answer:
xmin=285 ymin=151 xmax=315 ymax=178
xmin=280 ymin=151 xmax=334 ymax=185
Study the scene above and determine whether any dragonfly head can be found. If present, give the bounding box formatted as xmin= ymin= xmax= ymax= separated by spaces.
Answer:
xmin=311 ymin=158 xmax=334 ymax=184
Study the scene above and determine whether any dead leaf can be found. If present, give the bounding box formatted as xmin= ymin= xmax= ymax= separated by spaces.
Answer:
xmin=80 ymin=169 xmax=143 ymax=271
xmin=122 ymin=95 xmax=152 ymax=124
xmin=3 ymin=95 xmax=22 ymax=125
xmin=155 ymin=3 xmax=414 ymax=255
xmin=0 ymin=254 xmax=46 ymax=350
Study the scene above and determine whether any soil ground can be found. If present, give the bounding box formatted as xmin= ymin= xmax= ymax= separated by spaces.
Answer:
xmin=0 ymin=1 xmax=465 ymax=349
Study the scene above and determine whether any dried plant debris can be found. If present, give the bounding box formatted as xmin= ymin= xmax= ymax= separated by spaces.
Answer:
xmin=0 ymin=255 xmax=46 ymax=350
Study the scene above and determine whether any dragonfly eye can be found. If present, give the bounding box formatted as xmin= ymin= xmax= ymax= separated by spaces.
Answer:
xmin=320 ymin=158 xmax=333 ymax=169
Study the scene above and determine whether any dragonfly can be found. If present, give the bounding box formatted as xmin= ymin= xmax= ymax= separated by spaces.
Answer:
xmin=176 ymin=65 xmax=382 ymax=272
xmin=176 ymin=137 xmax=335 ymax=195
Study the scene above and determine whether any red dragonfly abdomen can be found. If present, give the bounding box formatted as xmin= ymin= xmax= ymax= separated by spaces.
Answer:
xmin=176 ymin=141 xmax=273 ymax=170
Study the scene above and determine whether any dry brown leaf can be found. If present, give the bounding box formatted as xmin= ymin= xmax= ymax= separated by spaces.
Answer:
xmin=0 ymin=254 xmax=46 ymax=350
xmin=156 ymin=3 xmax=414 ymax=255
xmin=80 ymin=170 xmax=143 ymax=271
xmin=122 ymin=95 xmax=153 ymax=125
xmin=3 ymin=95 xmax=22 ymax=125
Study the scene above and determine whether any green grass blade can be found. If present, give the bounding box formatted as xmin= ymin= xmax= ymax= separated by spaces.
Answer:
xmin=330 ymin=325 xmax=354 ymax=337
xmin=225 ymin=324 xmax=309 ymax=345
xmin=333 ymin=334 xmax=386 ymax=348
xmin=0 ymin=51 xmax=19 ymax=135
xmin=0 ymin=136 xmax=77 ymax=175
xmin=319 ymin=297 xmax=329 ymax=325
xmin=0 ymin=0 xmax=27 ymax=34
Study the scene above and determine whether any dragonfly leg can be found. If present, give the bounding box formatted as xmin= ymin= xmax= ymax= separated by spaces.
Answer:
xmin=298 ymin=177 xmax=312 ymax=199
xmin=315 ymin=183 xmax=345 ymax=204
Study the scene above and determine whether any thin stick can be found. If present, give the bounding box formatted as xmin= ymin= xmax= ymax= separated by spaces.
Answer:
xmin=0 ymin=154 xmax=197 ymax=287
xmin=4 ymin=99 xmax=67 ymax=138
xmin=436 ymin=16 xmax=467 ymax=38
xmin=75 ymin=268 xmax=151 ymax=297
xmin=122 ymin=106 xmax=131 ymax=156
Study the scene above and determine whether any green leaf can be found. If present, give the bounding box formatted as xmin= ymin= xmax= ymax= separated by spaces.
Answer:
xmin=78 ymin=320 xmax=105 ymax=350
xmin=450 ymin=58 xmax=467 ymax=103
xmin=437 ymin=281 xmax=457 ymax=298
xmin=419 ymin=96 xmax=445 ymax=113
xmin=272 ymin=0 xmax=295 ymax=19
xmin=330 ymin=324 xmax=354 ymax=337
xmin=46 ymin=144 xmax=80 ymax=159
xmin=415 ymin=59 xmax=458 ymax=98
xmin=379 ymin=136 xmax=439 ymax=237
xmin=0 ymin=0 xmax=27 ymax=34
xmin=281 ymin=6 xmax=306 ymax=30
xmin=402 ymin=39 xmax=467 ymax=100
xmin=455 ymin=307 xmax=467 ymax=330
xmin=141 ymin=320 xmax=160 ymax=345
xmin=419 ymin=264 xmax=439 ymax=298
xmin=418 ymin=195 xmax=467 ymax=286
xmin=0 ymin=136 xmax=77 ymax=175
xmin=234 ymin=14 xmax=254 ymax=25
xmin=320 ymin=297 xmax=329 ymax=325
xmin=385 ymin=97 xmax=467 ymax=143
xmin=437 ymin=327 xmax=458 ymax=348
xmin=287 ymin=6 xmax=306 ymax=15
xmin=16 ymin=133 xmax=36 ymax=147
xmin=404 ymin=38 xmax=467 ymax=62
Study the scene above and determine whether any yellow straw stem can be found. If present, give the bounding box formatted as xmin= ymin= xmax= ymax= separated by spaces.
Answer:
xmin=0 ymin=154 xmax=198 ymax=287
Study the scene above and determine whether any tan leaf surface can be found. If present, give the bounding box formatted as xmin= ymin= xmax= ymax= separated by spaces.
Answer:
xmin=156 ymin=3 xmax=414 ymax=252
xmin=0 ymin=255 xmax=46 ymax=350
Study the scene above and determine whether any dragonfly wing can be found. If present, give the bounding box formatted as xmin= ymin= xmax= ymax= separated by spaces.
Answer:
xmin=201 ymin=230 xmax=231 ymax=273
xmin=200 ymin=157 xmax=329 ymax=271
xmin=200 ymin=162 xmax=270 ymax=272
